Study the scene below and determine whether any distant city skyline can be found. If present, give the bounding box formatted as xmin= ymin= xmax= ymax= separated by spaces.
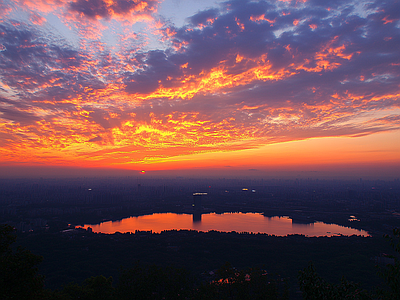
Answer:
xmin=0 ymin=0 xmax=399 ymax=178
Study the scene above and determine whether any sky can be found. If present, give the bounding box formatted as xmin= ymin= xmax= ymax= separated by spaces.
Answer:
xmin=0 ymin=0 xmax=399 ymax=178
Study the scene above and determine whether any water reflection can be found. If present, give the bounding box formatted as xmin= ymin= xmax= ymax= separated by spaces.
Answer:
xmin=290 ymin=217 xmax=314 ymax=225
xmin=292 ymin=222 xmax=314 ymax=230
xmin=192 ymin=212 xmax=202 ymax=223
xmin=81 ymin=212 xmax=369 ymax=237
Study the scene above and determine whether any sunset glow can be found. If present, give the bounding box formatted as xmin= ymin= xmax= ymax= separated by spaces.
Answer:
xmin=1 ymin=0 xmax=399 ymax=177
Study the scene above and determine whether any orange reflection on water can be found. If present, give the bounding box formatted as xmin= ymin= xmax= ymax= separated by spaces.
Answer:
xmin=81 ymin=213 xmax=369 ymax=237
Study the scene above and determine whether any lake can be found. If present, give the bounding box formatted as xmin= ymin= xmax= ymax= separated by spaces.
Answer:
xmin=81 ymin=212 xmax=370 ymax=237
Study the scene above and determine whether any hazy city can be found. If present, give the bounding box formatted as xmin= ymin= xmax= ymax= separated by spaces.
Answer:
xmin=1 ymin=175 xmax=399 ymax=299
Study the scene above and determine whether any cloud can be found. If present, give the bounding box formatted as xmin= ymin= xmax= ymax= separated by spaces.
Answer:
xmin=187 ymin=8 xmax=219 ymax=27
xmin=0 ymin=0 xmax=399 ymax=166
xmin=68 ymin=0 xmax=110 ymax=19
xmin=121 ymin=0 xmax=399 ymax=105
xmin=0 ymin=106 xmax=41 ymax=125
xmin=0 ymin=23 xmax=81 ymax=91
xmin=124 ymin=50 xmax=183 ymax=94
xmin=0 ymin=22 xmax=113 ymax=104
xmin=88 ymin=135 xmax=103 ymax=142
xmin=30 ymin=11 xmax=47 ymax=25
xmin=67 ymin=0 xmax=159 ymax=20
xmin=11 ymin=0 xmax=159 ymax=21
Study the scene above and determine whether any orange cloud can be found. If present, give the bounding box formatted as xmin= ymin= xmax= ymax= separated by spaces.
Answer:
xmin=30 ymin=12 xmax=46 ymax=25
xmin=250 ymin=14 xmax=275 ymax=24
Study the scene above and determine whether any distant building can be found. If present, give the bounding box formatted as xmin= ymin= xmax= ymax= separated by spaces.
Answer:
xmin=192 ymin=192 xmax=207 ymax=211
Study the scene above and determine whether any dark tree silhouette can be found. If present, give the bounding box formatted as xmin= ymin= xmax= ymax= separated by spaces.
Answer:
xmin=0 ymin=224 xmax=44 ymax=300
xmin=379 ymin=228 xmax=400 ymax=299
xmin=62 ymin=275 xmax=114 ymax=300
xmin=116 ymin=263 xmax=193 ymax=300
xmin=197 ymin=262 xmax=289 ymax=300
xmin=298 ymin=262 xmax=373 ymax=300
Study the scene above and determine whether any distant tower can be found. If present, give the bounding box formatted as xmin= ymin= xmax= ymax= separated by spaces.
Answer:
xmin=192 ymin=192 xmax=207 ymax=211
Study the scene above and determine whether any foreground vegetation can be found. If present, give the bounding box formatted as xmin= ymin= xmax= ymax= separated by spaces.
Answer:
xmin=298 ymin=229 xmax=400 ymax=300
xmin=1 ymin=224 xmax=400 ymax=299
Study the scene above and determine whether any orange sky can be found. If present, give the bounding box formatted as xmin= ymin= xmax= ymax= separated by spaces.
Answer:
xmin=0 ymin=0 xmax=399 ymax=178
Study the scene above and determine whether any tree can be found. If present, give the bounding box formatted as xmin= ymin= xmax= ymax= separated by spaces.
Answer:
xmin=0 ymin=224 xmax=44 ymax=300
xmin=379 ymin=228 xmax=400 ymax=299
xmin=116 ymin=263 xmax=193 ymax=300
xmin=62 ymin=275 xmax=114 ymax=300
xmin=298 ymin=262 xmax=373 ymax=300
xmin=197 ymin=262 xmax=289 ymax=300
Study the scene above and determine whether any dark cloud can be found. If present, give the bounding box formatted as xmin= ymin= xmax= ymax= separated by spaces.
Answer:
xmin=368 ymin=115 xmax=400 ymax=126
xmin=122 ymin=0 xmax=394 ymax=97
xmin=111 ymin=0 xmax=153 ymax=15
xmin=0 ymin=23 xmax=79 ymax=92
xmin=188 ymin=8 xmax=219 ymax=26
xmin=368 ymin=0 xmax=400 ymax=23
xmin=69 ymin=0 xmax=110 ymax=19
xmin=68 ymin=0 xmax=159 ymax=20
xmin=0 ymin=106 xmax=40 ymax=126
xmin=0 ymin=22 xmax=109 ymax=104
xmin=125 ymin=50 xmax=183 ymax=94
xmin=306 ymin=0 xmax=350 ymax=8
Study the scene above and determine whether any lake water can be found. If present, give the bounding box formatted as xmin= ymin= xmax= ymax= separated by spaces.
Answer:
xmin=81 ymin=212 xmax=370 ymax=237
